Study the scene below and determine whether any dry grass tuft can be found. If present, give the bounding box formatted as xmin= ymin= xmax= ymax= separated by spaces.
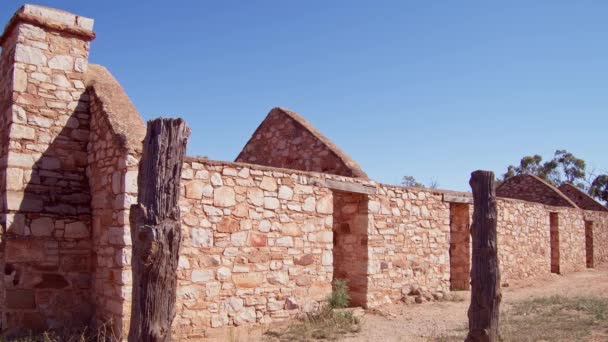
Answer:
xmin=1 ymin=319 xmax=119 ymax=342
xmin=264 ymin=307 xmax=362 ymax=341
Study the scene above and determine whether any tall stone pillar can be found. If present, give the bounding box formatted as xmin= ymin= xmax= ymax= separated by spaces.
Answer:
xmin=0 ymin=5 xmax=95 ymax=335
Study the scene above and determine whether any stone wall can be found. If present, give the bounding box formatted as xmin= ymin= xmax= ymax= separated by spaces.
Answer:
xmin=236 ymin=107 xmax=367 ymax=178
xmin=366 ymin=186 xmax=451 ymax=305
xmin=174 ymin=158 xmax=338 ymax=338
xmin=0 ymin=6 xmax=95 ymax=334
xmin=583 ymin=210 xmax=608 ymax=266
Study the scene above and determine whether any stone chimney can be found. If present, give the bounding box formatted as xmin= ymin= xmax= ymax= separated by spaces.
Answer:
xmin=0 ymin=5 xmax=96 ymax=334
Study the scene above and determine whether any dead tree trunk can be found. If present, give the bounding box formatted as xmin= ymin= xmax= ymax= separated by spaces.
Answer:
xmin=128 ymin=118 xmax=190 ymax=342
xmin=466 ymin=170 xmax=501 ymax=342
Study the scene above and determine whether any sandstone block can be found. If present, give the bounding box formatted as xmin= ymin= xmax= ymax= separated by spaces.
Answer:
xmin=217 ymin=267 xmax=231 ymax=281
xmin=13 ymin=68 xmax=27 ymax=92
xmin=12 ymin=105 xmax=27 ymax=123
xmin=6 ymin=168 xmax=24 ymax=191
xmin=316 ymin=195 xmax=333 ymax=214
xmin=217 ymin=216 xmax=239 ymax=233
xmin=108 ymin=226 xmax=132 ymax=245
xmin=186 ymin=181 xmax=204 ymax=199
xmin=48 ymin=55 xmax=74 ymax=70
xmin=264 ymin=197 xmax=280 ymax=210
xmin=14 ymin=45 xmax=47 ymax=66
xmin=281 ymin=223 xmax=301 ymax=236
xmin=233 ymin=273 xmax=263 ymax=288
xmin=231 ymin=231 xmax=248 ymax=246
xmin=260 ymin=177 xmax=277 ymax=191
xmin=192 ymin=228 xmax=213 ymax=247
xmin=278 ymin=186 xmax=294 ymax=200
xmin=6 ymin=213 xmax=26 ymax=235
xmin=10 ymin=124 xmax=35 ymax=140
xmin=303 ymin=197 xmax=316 ymax=212
xmin=214 ymin=187 xmax=236 ymax=207
xmin=192 ymin=270 xmax=215 ymax=283
xmin=248 ymin=232 xmax=267 ymax=247
xmin=276 ymin=236 xmax=293 ymax=247
xmin=6 ymin=240 xmax=45 ymax=262
xmin=294 ymin=254 xmax=315 ymax=266
xmin=7 ymin=191 xmax=43 ymax=211
xmin=30 ymin=217 xmax=54 ymax=236
xmin=65 ymin=221 xmax=88 ymax=238
xmin=247 ymin=188 xmax=264 ymax=206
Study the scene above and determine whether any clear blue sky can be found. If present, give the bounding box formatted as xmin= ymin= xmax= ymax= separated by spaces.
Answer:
xmin=2 ymin=1 xmax=607 ymax=191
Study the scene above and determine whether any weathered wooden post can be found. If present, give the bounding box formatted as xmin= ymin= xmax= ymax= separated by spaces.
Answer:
xmin=466 ymin=170 xmax=501 ymax=342
xmin=128 ymin=118 xmax=190 ymax=342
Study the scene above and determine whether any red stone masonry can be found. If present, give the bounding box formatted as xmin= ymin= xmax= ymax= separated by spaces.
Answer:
xmin=497 ymin=174 xmax=578 ymax=208
xmin=558 ymin=183 xmax=608 ymax=213
xmin=236 ymin=107 xmax=368 ymax=178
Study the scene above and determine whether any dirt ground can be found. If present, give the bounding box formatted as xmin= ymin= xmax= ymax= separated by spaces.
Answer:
xmin=341 ymin=264 xmax=608 ymax=342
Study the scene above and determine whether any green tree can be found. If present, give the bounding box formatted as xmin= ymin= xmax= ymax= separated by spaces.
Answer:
xmin=401 ymin=175 xmax=423 ymax=187
xmin=501 ymin=149 xmax=606 ymax=206
xmin=590 ymin=175 xmax=608 ymax=204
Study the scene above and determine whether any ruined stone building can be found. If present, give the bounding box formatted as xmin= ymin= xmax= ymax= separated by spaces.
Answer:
xmin=1 ymin=5 xmax=607 ymax=339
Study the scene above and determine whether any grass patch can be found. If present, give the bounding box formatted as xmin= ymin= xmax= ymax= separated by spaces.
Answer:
xmin=264 ymin=307 xmax=361 ymax=341
xmin=500 ymin=295 xmax=608 ymax=341
xmin=437 ymin=295 xmax=608 ymax=341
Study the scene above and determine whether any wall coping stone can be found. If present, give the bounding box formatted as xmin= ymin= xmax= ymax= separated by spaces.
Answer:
xmin=0 ymin=4 xmax=95 ymax=46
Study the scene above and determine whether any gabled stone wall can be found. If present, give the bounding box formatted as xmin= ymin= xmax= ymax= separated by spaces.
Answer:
xmin=236 ymin=107 xmax=367 ymax=178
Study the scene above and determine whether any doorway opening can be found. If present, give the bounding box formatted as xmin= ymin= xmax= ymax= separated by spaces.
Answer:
xmin=449 ymin=203 xmax=470 ymax=290
xmin=585 ymin=221 xmax=594 ymax=268
xmin=332 ymin=191 xmax=369 ymax=307
xmin=550 ymin=212 xmax=560 ymax=274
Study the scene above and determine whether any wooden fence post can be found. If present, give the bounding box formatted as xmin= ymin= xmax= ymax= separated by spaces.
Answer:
xmin=128 ymin=118 xmax=190 ymax=342
xmin=466 ymin=170 xmax=501 ymax=342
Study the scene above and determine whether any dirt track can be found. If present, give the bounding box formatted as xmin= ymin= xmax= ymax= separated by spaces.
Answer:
xmin=343 ymin=264 xmax=608 ymax=342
